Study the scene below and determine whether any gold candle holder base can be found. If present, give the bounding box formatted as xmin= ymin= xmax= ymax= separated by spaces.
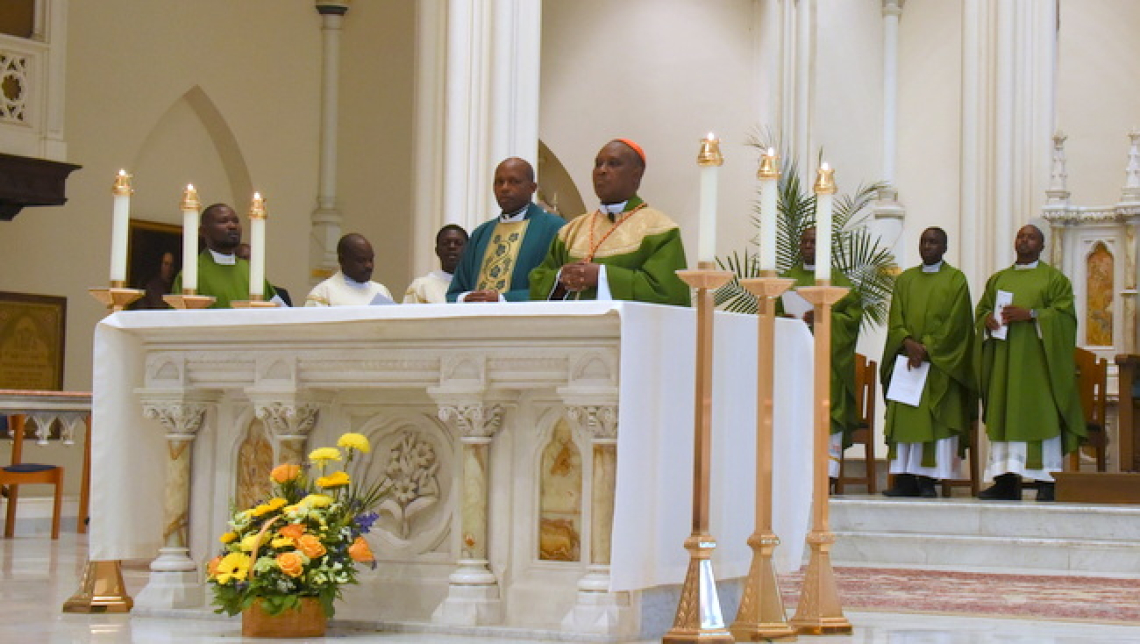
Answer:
xmin=88 ymin=287 xmax=144 ymax=313
xmin=787 ymin=283 xmax=850 ymax=635
xmin=163 ymin=293 xmax=216 ymax=309
xmin=663 ymin=266 xmax=734 ymax=644
xmin=230 ymin=299 xmax=279 ymax=308
xmin=730 ymin=274 xmax=797 ymax=642
xmin=62 ymin=560 xmax=133 ymax=613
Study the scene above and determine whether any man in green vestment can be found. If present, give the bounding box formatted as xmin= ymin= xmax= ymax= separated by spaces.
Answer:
xmin=975 ymin=224 xmax=1084 ymax=502
xmin=880 ymin=228 xmax=975 ymax=498
xmin=448 ymin=158 xmax=565 ymax=303
xmin=172 ymin=203 xmax=276 ymax=309
xmin=778 ymin=226 xmax=862 ymax=481
xmin=529 ymin=139 xmax=690 ymax=305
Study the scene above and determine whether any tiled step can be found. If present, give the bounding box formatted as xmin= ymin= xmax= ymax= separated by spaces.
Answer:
xmin=829 ymin=496 xmax=1140 ymax=577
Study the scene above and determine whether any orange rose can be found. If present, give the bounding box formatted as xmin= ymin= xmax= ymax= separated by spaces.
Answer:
xmin=296 ymin=534 xmax=327 ymax=559
xmin=276 ymin=551 xmax=304 ymax=578
xmin=206 ymin=556 xmax=222 ymax=578
xmin=270 ymin=463 xmax=301 ymax=484
xmin=279 ymin=523 xmax=305 ymax=540
xmin=348 ymin=536 xmax=375 ymax=564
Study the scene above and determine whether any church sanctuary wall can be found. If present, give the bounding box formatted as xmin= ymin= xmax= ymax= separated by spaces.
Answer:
xmin=0 ymin=2 xmax=324 ymax=497
xmin=1056 ymin=0 xmax=1140 ymax=206
xmin=335 ymin=2 xmax=416 ymax=295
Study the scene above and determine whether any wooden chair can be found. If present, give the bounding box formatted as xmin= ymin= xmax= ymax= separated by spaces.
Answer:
xmin=1070 ymin=348 xmax=1108 ymax=472
xmin=837 ymin=353 xmax=877 ymax=494
xmin=1 ymin=415 xmax=63 ymax=539
xmin=1116 ymin=354 xmax=1140 ymax=472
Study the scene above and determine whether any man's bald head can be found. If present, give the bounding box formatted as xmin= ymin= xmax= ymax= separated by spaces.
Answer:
xmin=337 ymin=233 xmax=375 ymax=283
xmin=493 ymin=157 xmax=537 ymax=214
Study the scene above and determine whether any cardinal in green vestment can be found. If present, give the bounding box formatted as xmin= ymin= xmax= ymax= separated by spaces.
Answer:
xmin=171 ymin=203 xmax=276 ymax=309
xmin=880 ymin=227 xmax=976 ymax=498
xmin=777 ymin=226 xmax=862 ymax=480
xmin=529 ymin=139 xmax=689 ymax=306
xmin=975 ymin=224 xmax=1084 ymax=502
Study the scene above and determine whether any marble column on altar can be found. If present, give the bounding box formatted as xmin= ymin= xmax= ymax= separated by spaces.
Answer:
xmin=251 ymin=399 xmax=322 ymax=465
xmin=559 ymin=401 xmax=632 ymax=638
xmin=1122 ymin=131 xmax=1140 ymax=353
xmin=133 ymin=395 xmax=212 ymax=609
xmin=411 ymin=0 xmax=541 ymax=278
xmin=432 ymin=399 xmax=505 ymax=625
xmin=311 ymin=1 xmax=350 ymax=282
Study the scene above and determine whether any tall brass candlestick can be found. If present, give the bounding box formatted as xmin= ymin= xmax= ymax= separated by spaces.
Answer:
xmin=788 ymin=281 xmax=851 ymax=635
xmin=663 ymin=261 xmax=734 ymax=644
xmin=64 ymin=292 xmax=141 ymax=613
xmin=730 ymin=273 xmax=798 ymax=642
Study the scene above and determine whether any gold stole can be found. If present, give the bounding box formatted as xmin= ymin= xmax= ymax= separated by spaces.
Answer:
xmin=477 ymin=220 xmax=530 ymax=291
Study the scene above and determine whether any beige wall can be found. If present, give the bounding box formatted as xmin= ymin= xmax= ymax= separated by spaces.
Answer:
xmin=1057 ymin=0 xmax=1140 ymax=206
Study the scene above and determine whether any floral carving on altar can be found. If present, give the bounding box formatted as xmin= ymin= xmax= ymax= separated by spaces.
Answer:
xmin=377 ymin=430 xmax=441 ymax=540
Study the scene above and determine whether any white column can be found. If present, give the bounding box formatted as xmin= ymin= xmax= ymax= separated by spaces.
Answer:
xmin=993 ymin=0 xmax=1015 ymax=268
xmin=959 ymin=0 xmax=987 ymax=293
xmin=311 ymin=1 xmax=349 ymax=282
xmin=793 ymin=0 xmax=815 ymax=166
xmin=412 ymin=0 xmax=542 ymax=278
xmin=874 ymin=0 xmax=906 ymax=265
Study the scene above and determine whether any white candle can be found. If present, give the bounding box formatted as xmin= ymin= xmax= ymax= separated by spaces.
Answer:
xmin=248 ymin=192 xmax=267 ymax=298
xmin=180 ymin=184 xmax=201 ymax=292
xmin=109 ymin=170 xmax=131 ymax=284
xmin=814 ymin=162 xmax=835 ymax=283
xmin=758 ymin=148 xmax=779 ymax=272
xmin=696 ymin=133 xmax=723 ymax=264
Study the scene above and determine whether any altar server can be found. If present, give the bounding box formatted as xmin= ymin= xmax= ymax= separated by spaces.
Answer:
xmin=975 ymin=224 xmax=1084 ymax=502
xmin=172 ymin=203 xmax=276 ymax=308
xmin=529 ymin=139 xmax=690 ymax=305
xmin=880 ymin=228 xmax=975 ymax=498
xmin=448 ymin=157 xmax=565 ymax=302
xmin=404 ymin=225 xmax=468 ymax=304
xmin=305 ymin=233 xmax=394 ymax=307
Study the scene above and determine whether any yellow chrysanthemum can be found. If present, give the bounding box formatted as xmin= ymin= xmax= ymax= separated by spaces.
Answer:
xmin=266 ymin=497 xmax=288 ymax=511
xmin=308 ymin=447 xmax=342 ymax=464
xmin=336 ymin=432 xmax=371 ymax=454
xmin=239 ymin=533 xmax=262 ymax=552
xmin=251 ymin=504 xmax=272 ymax=518
xmin=270 ymin=536 xmax=294 ymax=549
xmin=215 ymin=552 xmax=251 ymax=584
xmin=219 ymin=531 xmax=237 ymax=544
xmin=300 ymin=494 xmax=333 ymax=508
xmin=316 ymin=471 xmax=351 ymax=488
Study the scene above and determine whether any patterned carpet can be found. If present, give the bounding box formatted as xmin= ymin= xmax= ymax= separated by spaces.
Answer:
xmin=779 ymin=568 xmax=1140 ymax=623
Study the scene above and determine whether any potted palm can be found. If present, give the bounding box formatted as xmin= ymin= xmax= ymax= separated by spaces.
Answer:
xmin=715 ymin=142 xmax=896 ymax=327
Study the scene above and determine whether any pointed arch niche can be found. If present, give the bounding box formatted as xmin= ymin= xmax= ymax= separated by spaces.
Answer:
xmin=131 ymin=86 xmax=252 ymax=226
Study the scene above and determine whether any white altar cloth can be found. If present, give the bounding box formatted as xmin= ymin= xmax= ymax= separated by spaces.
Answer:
xmin=90 ymin=301 xmax=812 ymax=593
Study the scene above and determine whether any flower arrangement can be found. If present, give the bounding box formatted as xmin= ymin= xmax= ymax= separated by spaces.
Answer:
xmin=206 ymin=432 xmax=386 ymax=618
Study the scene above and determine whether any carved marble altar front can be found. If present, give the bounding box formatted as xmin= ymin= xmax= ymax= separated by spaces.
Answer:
xmin=89 ymin=303 xmax=813 ymax=640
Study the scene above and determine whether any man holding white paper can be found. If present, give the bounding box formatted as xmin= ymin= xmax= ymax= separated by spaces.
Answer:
xmin=778 ymin=226 xmax=862 ymax=481
xmin=880 ymin=228 xmax=975 ymax=498
xmin=975 ymin=225 xmax=1084 ymax=502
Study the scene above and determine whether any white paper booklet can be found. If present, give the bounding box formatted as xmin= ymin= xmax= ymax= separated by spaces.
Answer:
xmin=990 ymin=289 xmax=1014 ymax=340
xmin=885 ymin=355 xmax=930 ymax=407
xmin=370 ymin=292 xmax=397 ymax=305
xmin=781 ymin=291 xmax=813 ymax=320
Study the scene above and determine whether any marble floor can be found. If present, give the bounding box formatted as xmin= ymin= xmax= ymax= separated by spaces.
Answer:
xmin=4 ymin=530 xmax=1140 ymax=643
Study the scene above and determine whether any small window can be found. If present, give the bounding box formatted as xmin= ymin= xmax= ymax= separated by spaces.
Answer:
xmin=0 ymin=1 xmax=36 ymax=39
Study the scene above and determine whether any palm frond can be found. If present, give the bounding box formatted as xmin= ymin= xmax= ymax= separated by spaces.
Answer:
xmin=718 ymin=137 xmax=896 ymax=330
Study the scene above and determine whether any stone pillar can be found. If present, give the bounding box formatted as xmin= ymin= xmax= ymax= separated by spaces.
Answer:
xmin=253 ymin=400 xmax=321 ymax=465
xmin=433 ymin=402 xmax=504 ymax=625
xmin=1120 ymin=135 xmax=1140 ymax=353
xmin=133 ymin=398 xmax=209 ymax=609
xmin=559 ymin=402 xmax=632 ymax=638
xmin=411 ymin=0 xmax=542 ymax=277
xmin=874 ymin=0 xmax=906 ymax=264
xmin=311 ymin=1 xmax=350 ymax=282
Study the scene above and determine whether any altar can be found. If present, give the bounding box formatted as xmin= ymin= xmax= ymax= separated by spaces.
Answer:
xmin=89 ymin=301 xmax=813 ymax=639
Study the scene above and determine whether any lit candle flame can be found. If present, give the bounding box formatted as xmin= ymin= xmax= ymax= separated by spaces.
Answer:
xmin=707 ymin=132 xmax=716 ymax=141
xmin=767 ymin=147 xmax=775 ymax=156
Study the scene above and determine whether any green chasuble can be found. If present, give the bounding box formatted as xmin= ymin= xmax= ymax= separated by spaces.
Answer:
xmin=974 ymin=262 xmax=1085 ymax=465
xmin=528 ymin=196 xmax=690 ymax=306
xmin=881 ymin=263 xmax=976 ymax=464
xmin=447 ymin=203 xmax=565 ymax=302
xmin=778 ymin=266 xmax=862 ymax=440
xmin=172 ymin=251 xmax=276 ymax=309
